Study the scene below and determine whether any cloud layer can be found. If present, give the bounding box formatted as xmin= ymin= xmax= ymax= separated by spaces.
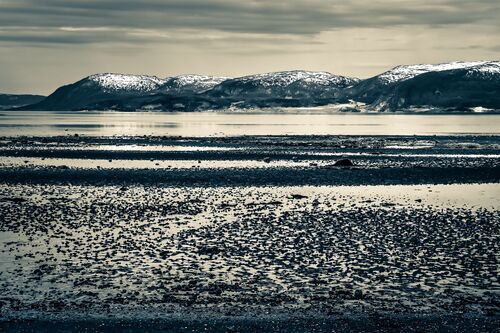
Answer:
xmin=0 ymin=0 xmax=498 ymax=94
xmin=1 ymin=0 xmax=499 ymax=44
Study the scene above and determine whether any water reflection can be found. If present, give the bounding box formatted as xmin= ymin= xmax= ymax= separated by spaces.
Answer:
xmin=0 ymin=111 xmax=499 ymax=137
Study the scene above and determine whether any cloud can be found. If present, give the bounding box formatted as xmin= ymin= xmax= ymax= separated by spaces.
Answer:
xmin=0 ymin=0 xmax=499 ymax=94
xmin=0 ymin=0 xmax=498 ymax=45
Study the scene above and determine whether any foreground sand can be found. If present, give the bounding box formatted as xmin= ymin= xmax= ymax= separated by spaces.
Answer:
xmin=0 ymin=135 xmax=499 ymax=332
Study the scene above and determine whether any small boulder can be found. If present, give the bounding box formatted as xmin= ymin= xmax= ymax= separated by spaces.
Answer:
xmin=334 ymin=159 xmax=354 ymax=166
xmin=353 ymin=289 xmax=363 ymax=299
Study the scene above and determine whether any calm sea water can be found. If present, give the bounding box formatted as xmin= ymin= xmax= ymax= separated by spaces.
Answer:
xmin=0 ymin=111 xmax=499 ymax=136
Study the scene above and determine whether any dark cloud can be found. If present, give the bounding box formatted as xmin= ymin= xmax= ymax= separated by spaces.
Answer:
xmin=0 ymin=0 xmax=498 ymax=94
xmin=0 ymin=28 xmax=138 ymax=45
xmin=0 ymin=0 xmax=499 ymax=45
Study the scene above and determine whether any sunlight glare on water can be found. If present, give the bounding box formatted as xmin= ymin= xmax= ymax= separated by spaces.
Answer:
xmin=0 ymin=111 xmax=499 ymax=136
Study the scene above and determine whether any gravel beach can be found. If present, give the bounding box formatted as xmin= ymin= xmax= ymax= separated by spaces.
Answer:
xmin=0 ymin=134 xmax=499 ymax=332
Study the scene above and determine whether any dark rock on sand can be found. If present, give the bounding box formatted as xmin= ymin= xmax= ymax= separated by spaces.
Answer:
xmin=333 ymin=159 xmax=354 ymax=166
xmin=290 ymin=194 xmax=308 ymax=199
xmin=354 ymin=289 xmax=364 ymax=300
xmin=0 ymin=197 xmax=26 ymax=203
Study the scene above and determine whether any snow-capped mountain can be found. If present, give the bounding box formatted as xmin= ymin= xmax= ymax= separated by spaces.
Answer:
xmin=210 ymin=70 xmax=357 ymax=94
xmin=222 ymin=70 xmax=355 ymax=88
xmin=16 ymin=62 xmax=500 ymax=111
xmin=20 ymin=73 xmax=232 ymax=110
xmin=376 ymin=61 xmax=491 ymax=84
xmin=208 ymin=70 xmax=358 ymax=105
xmin=21 ymin=73 xmax=166 ymax=110
xmin=345 ymin=61 xmax=500 ymax=106
xmin=370 ymin=61 xmax=500 ymax=111
xmin=199 ymin=70 xmax=359 ymax=108
xmin=161 ymin=74 xmax=230 ymax=93
xmin=463 ymin=61 xmax=500 ymax=78
xmin=20 ymin=70 xmax=359 ymax=111
xmin=86 ymin=74 xmax=166 ymax=93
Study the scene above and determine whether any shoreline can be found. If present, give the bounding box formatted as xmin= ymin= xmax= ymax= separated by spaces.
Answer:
xmin=0 ymin=134 xmax=499 ymax=186
xmin=0 ymin=134 xmax=498 ymax=331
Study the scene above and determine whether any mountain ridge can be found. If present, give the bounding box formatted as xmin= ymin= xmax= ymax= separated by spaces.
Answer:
xmin=13 ymin=61 xmax=500 ymax=112
xmin=370 ymin=62 xmax=500 ymax=111
xmin=0 ymin=93 xmax=46 ymax=110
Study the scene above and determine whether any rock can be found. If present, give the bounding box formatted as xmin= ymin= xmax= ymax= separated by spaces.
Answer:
xmin=354 ymin=289 xmax=363 ymax=299
xmin=159 ymin=250 xmax=169 ymax=259
xmin=290 ymin=194 xmax=308 ymax=199
xmin=263 ymin=157 xmax=271 ymax=163
xmin=198 ymin=246 xmax=222 ymax=256
xmin=0 ymin=197 xmax=27 ymax=203
xmin=334 ymin=159 xmax=354 ymax=166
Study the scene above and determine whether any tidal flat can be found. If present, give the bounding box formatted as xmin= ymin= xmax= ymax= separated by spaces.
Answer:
xmin=0 ymin=134 xmax=499 ymax=332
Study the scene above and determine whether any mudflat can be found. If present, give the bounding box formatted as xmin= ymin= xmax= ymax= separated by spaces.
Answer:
xmin=0 ymin=135 xmax=499 ymax=332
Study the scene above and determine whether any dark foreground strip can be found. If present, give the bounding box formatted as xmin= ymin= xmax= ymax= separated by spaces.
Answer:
xmin=0 ymin=166 xmax=498 ymax=186
xmin=1 ymin=316 xmax=498 ymax=333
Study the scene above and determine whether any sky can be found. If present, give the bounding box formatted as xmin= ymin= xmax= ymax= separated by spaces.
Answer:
xmin=1 ymin=0 xmax=499 ymax=95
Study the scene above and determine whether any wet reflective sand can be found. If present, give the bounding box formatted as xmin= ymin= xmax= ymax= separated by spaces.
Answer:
xmin=0 ymin=122 xmax=499 ymax=332
xmin=0 ymin=183 xmax=499 ymax=332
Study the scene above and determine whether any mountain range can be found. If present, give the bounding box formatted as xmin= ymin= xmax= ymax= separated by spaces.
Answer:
xmin=6 ymin=61 xmax=500 ymax=112
xmin=0 ymin=93 xmax=45 ymax=110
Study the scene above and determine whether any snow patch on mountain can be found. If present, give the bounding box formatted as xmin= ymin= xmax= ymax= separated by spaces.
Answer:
xmin=86 ymin=74 xmax=166 ymax=93
xmin=233 ymin=70 xmax=358 ymax=87
xmin=465 ymin=61 xmax=500 ymax=78
xmin=377 ymin=61 xmax=491 ymax=84
xmin=163 ymin=74 xmax=231 ymax=91
xmin=170 ymin=74 xmax=230 ymax=86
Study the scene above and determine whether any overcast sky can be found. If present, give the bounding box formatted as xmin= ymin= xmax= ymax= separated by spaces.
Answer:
xmin=1 ymin=0 xmax=499 ymax=95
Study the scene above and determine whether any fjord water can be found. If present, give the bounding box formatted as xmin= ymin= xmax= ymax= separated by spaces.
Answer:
xmin=0 ymin=110 xmax=499 ymax=136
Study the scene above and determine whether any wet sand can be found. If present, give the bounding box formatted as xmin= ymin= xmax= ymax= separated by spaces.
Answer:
xmin=0 ymin=135 xmax=499 ymax=186
xmin=0 ymin=135 xmax=499 ymax=332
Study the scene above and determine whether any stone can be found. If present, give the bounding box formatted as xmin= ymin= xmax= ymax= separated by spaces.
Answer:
xmin=334 ymin=159 xmax=354 ymax=166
